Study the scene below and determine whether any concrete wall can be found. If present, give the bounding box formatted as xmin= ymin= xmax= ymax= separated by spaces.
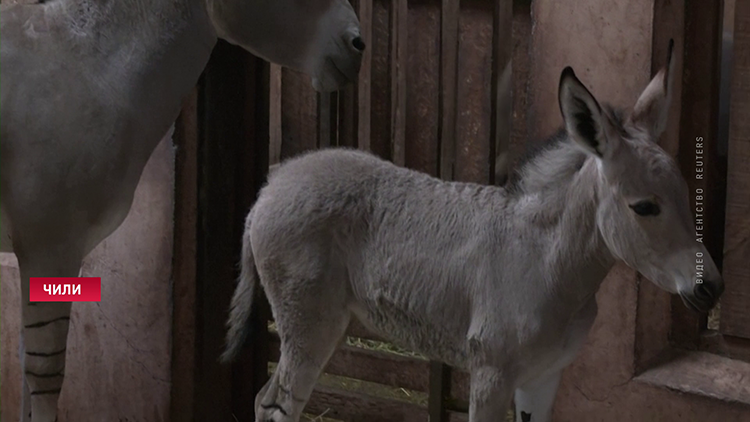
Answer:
xmin=0 ymin=135 xmax=174 ymax=422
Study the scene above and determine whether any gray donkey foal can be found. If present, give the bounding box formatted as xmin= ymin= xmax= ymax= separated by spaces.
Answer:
xmin=222 ymin=42 xmax=724 ymax=422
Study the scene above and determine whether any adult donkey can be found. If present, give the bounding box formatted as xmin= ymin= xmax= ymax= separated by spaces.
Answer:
xmin=0 ymin=0 xmax=363 ymax=421
xmin=222 ymin=41 xmax=724 ymax=422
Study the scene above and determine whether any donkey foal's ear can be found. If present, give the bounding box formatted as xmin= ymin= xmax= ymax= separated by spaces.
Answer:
xmin=558 ymin=67 xmax=610 ymax=158
xmin=630 ymin=38 xmax=676 ymax=141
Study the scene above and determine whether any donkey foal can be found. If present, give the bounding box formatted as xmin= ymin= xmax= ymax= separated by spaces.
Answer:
xmin=222 ymin=41 xmax=724 ymax=422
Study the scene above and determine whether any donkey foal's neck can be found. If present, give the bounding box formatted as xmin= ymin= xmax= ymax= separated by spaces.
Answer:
xmin=515 ymin=137 xmax=616 ymax=309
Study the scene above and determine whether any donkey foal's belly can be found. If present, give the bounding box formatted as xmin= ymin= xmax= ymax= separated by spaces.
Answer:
xmin=350 ymin=297 xmax=470 ymax=367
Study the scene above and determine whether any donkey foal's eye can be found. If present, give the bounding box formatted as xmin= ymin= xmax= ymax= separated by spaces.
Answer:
xmin=629 ymin=200 xmax=661 ymax=217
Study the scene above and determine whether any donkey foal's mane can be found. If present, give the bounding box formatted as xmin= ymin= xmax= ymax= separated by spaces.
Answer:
xmin=505 ymin=104 xmax=630 ymax=195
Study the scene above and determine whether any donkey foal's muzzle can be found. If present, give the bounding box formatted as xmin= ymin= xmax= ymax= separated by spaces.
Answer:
xmin=684 ymin=280 xmax=725 ymax=313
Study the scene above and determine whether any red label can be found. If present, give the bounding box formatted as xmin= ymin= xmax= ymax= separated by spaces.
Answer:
xmin=29 ymin=277 xmax=101 ymax=302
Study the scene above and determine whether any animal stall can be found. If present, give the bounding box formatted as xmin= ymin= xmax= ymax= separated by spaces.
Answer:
xmin=185 ymin=0 xmax=750 ymax=421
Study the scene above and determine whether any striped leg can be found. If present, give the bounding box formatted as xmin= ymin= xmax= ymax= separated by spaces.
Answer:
xmin=19 ymin=336 xmax=32 ymax=422
xmin=17 ymin=250 xmax=81 ymax=422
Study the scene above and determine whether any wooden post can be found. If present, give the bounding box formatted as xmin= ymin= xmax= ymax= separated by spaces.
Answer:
xmin=231 ymin=54 xmax=273 ymax=422
xmin=428 ymin=0 xmax=460 ymax=418
xmin=671 ymin=0 xmax=726 ymax=348
xmin=390 ymin=0 xmax=408 ymax=166
xmin=171 ymin=86 xmax=200 ymax=422
xmin=489 ymin=0 xmax=514 ymax=184
xmin=428 ymin=361 xmax=452 ymax=421
xmin=175 ymin=40 xmax=271 ymax=422
xmin=720 ymin=0 xmax=750 ymax=339
xmin=357 ymin=0 xmax=374 ymax=152
xmin=439 ymin=0 xmax=459 ymax=181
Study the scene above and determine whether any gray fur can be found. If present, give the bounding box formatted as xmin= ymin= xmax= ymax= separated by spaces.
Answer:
xmin=223 ymin=42 xmax=724 ymax=422
xmin=0 ymin=0 xmax=362 ymax=421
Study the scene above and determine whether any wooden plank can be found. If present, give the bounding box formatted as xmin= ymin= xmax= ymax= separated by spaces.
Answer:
xmin=306 ymin=385 xmax=428 ymax=422
xmin=449 ymin=369 xmax=470 ymax=403
xmin=370 ymin=0 xmax=394 ymax=159
xmin=454 ymin=0 xmax=493 ymax=184
xmin=720 ymin=0 xmax=750 ymax=339
xmin=390 ymin=0 xmax=408 ymax=166
xmin=338 ymin=87 xmax=358 ymax=148
xmin=193 ymin=40 xmax=251 ymax=422
xmin=191 ymin=44 xmax=273 ymax=422
xmin=634 ymin=0 xmax=685 ymax=374
xmin=270 ymin=332 xmax=471 ymax=403
xmin=337 ymin=0 xmax=359 ymax=154
xmin=270 ymin=338 xmax=471 ymax=404
xmin=439 ymin=0 xmax=460 ymax=179
xmin=170 ymin=86 xmax=199 ymax=422
xmin=358 ymin=0 xmax=374 ymax=152
xmin=318 ymin=92 xmax=334 ymax=148
xmin=428 ymin=361 xmax=451 ymax=422
xmin=405 ymin=0 xmax=441 ymax=176
xmin=507 ymin=0 xmax=532 ymax=174
xmin=489 ymin=0 xmax=513 ymax=185
xmin=671 ymin=0 xmax=725 ymax=347
xmin=280 ymin=68 xmax=319 ymax=158
xmin=269 ymin=64 xmax=283 ymax=165
xmin=432 ymin=0 xmax=460 ymax=417
xmin=339 ymin=1 xmax=360 ymax=150
xmin=343 ymin=324 xmax=472 ymax=401
xmin=230 ymin=55 xmax=273 ymax=422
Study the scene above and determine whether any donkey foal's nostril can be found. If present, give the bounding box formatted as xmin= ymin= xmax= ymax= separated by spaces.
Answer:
xmin=352 ymin=36 xmax=366 ymax=52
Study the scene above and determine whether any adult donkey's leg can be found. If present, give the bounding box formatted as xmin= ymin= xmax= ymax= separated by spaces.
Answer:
xmin=16 ymin=244 xmax=82 ymax=422
xmin=19 ymin=337 xmax=32 ymax=422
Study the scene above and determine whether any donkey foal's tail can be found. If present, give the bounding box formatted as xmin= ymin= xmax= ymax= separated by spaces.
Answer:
xmin=220 ymin=213 xmax=258 ymax=363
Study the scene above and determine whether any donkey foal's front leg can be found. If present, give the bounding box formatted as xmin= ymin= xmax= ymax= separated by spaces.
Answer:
xmin=512 ymin=297 xmax=597 ymax=422
xmin=469 ymin=366 xmax=514 ymax=422
xmin=513 ymin=371 xmax=562 ymax=422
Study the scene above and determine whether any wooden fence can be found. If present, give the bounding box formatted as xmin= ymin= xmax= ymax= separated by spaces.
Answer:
xmin=169 ymin=0 xmax=750 ymax=421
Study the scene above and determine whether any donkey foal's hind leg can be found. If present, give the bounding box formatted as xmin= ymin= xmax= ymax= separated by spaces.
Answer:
xmin=255 ymin=274 xmax=351 ymax=422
